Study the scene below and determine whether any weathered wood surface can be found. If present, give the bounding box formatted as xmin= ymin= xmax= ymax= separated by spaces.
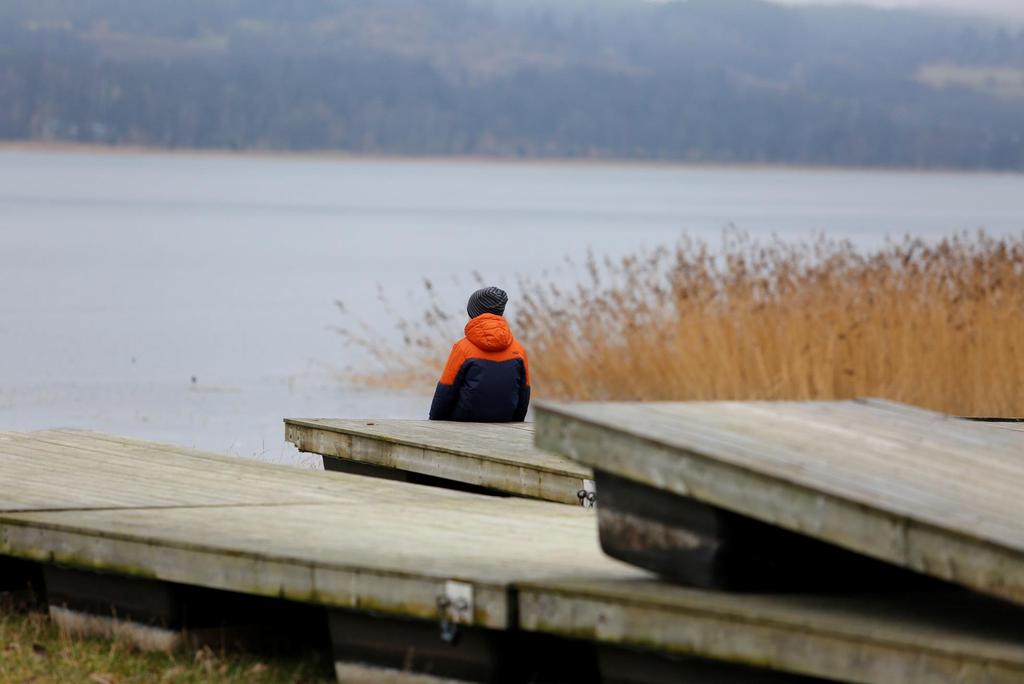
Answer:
xmin=0 ymin=429 xmax=389 ymax=512
xmin=5 ymin=429 xmax=1024 ymax=683
xmin=589 ymin=469 xmax=927 ymax=591
xmin=536 ymin=401 xmax=1024 ymax=602
xmin=518 ymin=578 xmax=1024 ymax=684
xmin=535 ymin=398 xmax=1024 ymax=605
xmin=0 ymin=430 xmax=637 ymax=630
xmin=285 ymin=419 xmax=592 ymax=506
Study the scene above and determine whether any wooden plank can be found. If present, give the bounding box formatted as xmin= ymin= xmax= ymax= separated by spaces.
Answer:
xmin=589 ymin=469 xmax=927 ymax=590
xmin=518 ymin=579 xmax=1024 ymax=684
xmin=534 ymin=399 xmax=1024 ymax=605
xmin=0 ymin=429 xmax=466 ymax=512
xmin=285 ymin=419 xmax=592 ymax=506
xmin=0 ymin=430 xmax=639 ymax=630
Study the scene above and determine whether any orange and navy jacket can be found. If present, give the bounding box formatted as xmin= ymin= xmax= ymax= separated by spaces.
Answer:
xmin=429 ymin=313 xmax=530 ymax=422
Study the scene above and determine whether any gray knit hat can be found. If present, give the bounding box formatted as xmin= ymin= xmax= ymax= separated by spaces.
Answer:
xmin=467 ymin=286 xmax=508 ymax=319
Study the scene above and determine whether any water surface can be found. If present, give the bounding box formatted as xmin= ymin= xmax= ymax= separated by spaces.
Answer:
xmin=1 ymin=149 xmax=1020 ymax=462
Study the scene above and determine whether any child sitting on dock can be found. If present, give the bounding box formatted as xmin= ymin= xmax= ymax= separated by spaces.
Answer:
xmin=429 ymin=287 xmax=531 ymax=422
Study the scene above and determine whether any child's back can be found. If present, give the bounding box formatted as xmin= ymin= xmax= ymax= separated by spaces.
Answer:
xmin=429 ymin=287 xmax=530 ymax=422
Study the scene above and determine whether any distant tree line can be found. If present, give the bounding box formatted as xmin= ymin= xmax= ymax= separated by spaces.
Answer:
xmin=2 ymin=0 xmax=1023 ymax=169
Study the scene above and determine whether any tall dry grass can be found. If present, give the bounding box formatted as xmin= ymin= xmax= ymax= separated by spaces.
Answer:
xmin=342 ymin=232 xmax=1024 ymax=417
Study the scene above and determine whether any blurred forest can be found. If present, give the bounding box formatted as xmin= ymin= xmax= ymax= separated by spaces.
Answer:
xmin=2 ymin=0 xmax=1024 ymax=169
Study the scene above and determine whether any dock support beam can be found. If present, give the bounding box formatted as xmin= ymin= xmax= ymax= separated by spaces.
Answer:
xmin=322 ymin=456 xmax=508 ymax=498
xmin=594 ymin=470 xmax=939 ymax=591
xmin=41 ymin=565 xmax=330 ymax=654
xmin=327 ymin=609 xmax=600 ymax=684
xmin=0 ymin=555 xmax=45 ymax=609
xmin=596 ymin=646 xmax=829 ymax=683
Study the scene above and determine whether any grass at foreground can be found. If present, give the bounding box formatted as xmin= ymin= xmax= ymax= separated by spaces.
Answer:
xmin=347 ymin=231 xmax=1024 ymax=417
xmin=0 ymin=604 xmax=330 ymax=684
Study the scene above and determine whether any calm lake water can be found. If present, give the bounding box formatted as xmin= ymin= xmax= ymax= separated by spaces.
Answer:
xmin=2 ymin=148 xmax=1022 ymax=463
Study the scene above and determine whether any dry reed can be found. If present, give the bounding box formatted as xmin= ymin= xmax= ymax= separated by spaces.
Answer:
xmin=341 ymin=231 xmax=1024 ymax=417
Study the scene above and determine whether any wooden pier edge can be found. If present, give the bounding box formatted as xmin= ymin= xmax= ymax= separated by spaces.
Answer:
xmin=587 ymin=468 xmax=934 ymax=590
xmin=533 ymin=403 xmax=1024 ymax=606
xmin=0 ymin=518 xmax=512 ymax=630
xmin=285 ymin=419 xmax=593 ymax=506
xmin=516 ymin=581 xmax=1024 ymax=684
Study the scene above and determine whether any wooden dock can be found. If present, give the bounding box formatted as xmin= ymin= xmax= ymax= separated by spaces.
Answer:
xmin=535 ymin=398 xmax=1024 ymax=604
xmin=0 ymin=429 xmax=627 ymax=681
xmin=285 ymin=419 xmax=594 ymax=506
xmin=518 ymin=579 xmax=1024 ymax=683
xmin=5 ymin=427 xmax=1024 ymax=682
xmin=0 ymin=430 xmax=625 ymax=630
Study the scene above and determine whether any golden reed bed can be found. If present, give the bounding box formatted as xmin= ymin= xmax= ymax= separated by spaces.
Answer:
xmin=343 ymin=232 xmax=1024 ymax=417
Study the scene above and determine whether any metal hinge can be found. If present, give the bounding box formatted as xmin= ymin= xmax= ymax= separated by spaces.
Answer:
xmin=436 ymin=580 xmax=473 ymax=644
xmin=577 ymin=479 xmax=597 ymax=509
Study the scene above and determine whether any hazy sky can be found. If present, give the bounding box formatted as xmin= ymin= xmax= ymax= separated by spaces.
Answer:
xmin=773 ymin=0 xmax=1024 ymax=19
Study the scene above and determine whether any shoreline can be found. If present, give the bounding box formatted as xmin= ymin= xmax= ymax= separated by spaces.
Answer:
xmin=2 ymin=140 xmax=1021 ymax=177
